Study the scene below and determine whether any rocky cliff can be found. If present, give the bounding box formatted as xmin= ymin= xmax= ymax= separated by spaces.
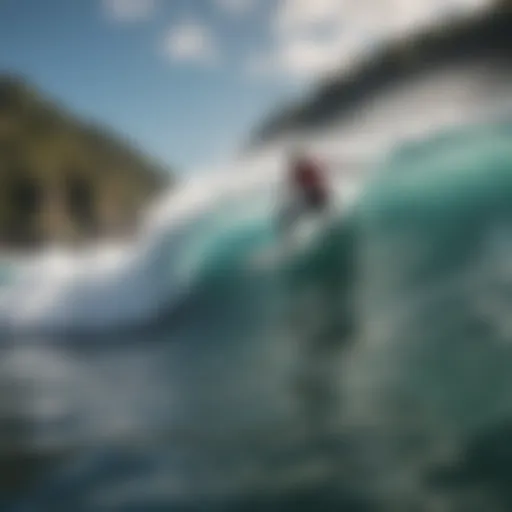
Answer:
xmin=0 ymin=75 xmax=171 ymax=249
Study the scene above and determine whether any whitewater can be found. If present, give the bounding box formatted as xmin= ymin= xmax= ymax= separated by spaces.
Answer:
xmin=1 ymin=58 xmax=510 ymax=336
xmin=0 ymin=143 xmax=357 ymax=334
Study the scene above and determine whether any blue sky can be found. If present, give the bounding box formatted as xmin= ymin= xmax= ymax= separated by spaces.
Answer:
xmin=0 ymin=0 xmax=490 ymax=172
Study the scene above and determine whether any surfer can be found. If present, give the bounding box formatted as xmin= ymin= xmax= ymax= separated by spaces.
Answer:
xmin=277 ymin=149 xmax=330 ymax=234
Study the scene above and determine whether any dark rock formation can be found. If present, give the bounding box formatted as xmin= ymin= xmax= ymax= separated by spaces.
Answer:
xmin=0 ymin=75 xmax=172 ymax=249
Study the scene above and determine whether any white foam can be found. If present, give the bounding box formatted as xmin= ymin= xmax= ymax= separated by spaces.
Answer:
xmin=0 ymin=147 xmax=362 ymax=333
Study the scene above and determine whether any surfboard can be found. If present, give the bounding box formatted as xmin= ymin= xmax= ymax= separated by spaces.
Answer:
xmin=250 ymin=215 xmax=325 ymax=270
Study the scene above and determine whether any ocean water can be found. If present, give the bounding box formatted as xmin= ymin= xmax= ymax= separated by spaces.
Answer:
xmin=1 ymin=120 xmax=512 ymax=511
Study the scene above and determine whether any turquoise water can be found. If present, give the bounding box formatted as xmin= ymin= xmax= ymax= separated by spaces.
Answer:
xmin=2 ymin=120 xmax=512 ymax=510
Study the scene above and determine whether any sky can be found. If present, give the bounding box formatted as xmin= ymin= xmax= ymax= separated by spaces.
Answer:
xmin=0 ymin=0 xmax=491 ymax=173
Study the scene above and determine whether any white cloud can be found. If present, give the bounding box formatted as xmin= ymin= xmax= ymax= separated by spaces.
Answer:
xmin=251 ymin=33 xmax=370 ymax=81
xmin=276 ymin=0 xmax=345 ymax=36
xmin=215 ymin=0 xmax=255 ymax=17
xmin=276 ymin=0 xmax=490 ymax=39
xmin=253 ymin=0 xmax=492 ymax=80
xmin=164 ymin=22 xmax=218 ymax=64
xmin=103 ymin=0 xmax=157 ymax=22
xmin=278 ymin=34 xmax=361 ymax=78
